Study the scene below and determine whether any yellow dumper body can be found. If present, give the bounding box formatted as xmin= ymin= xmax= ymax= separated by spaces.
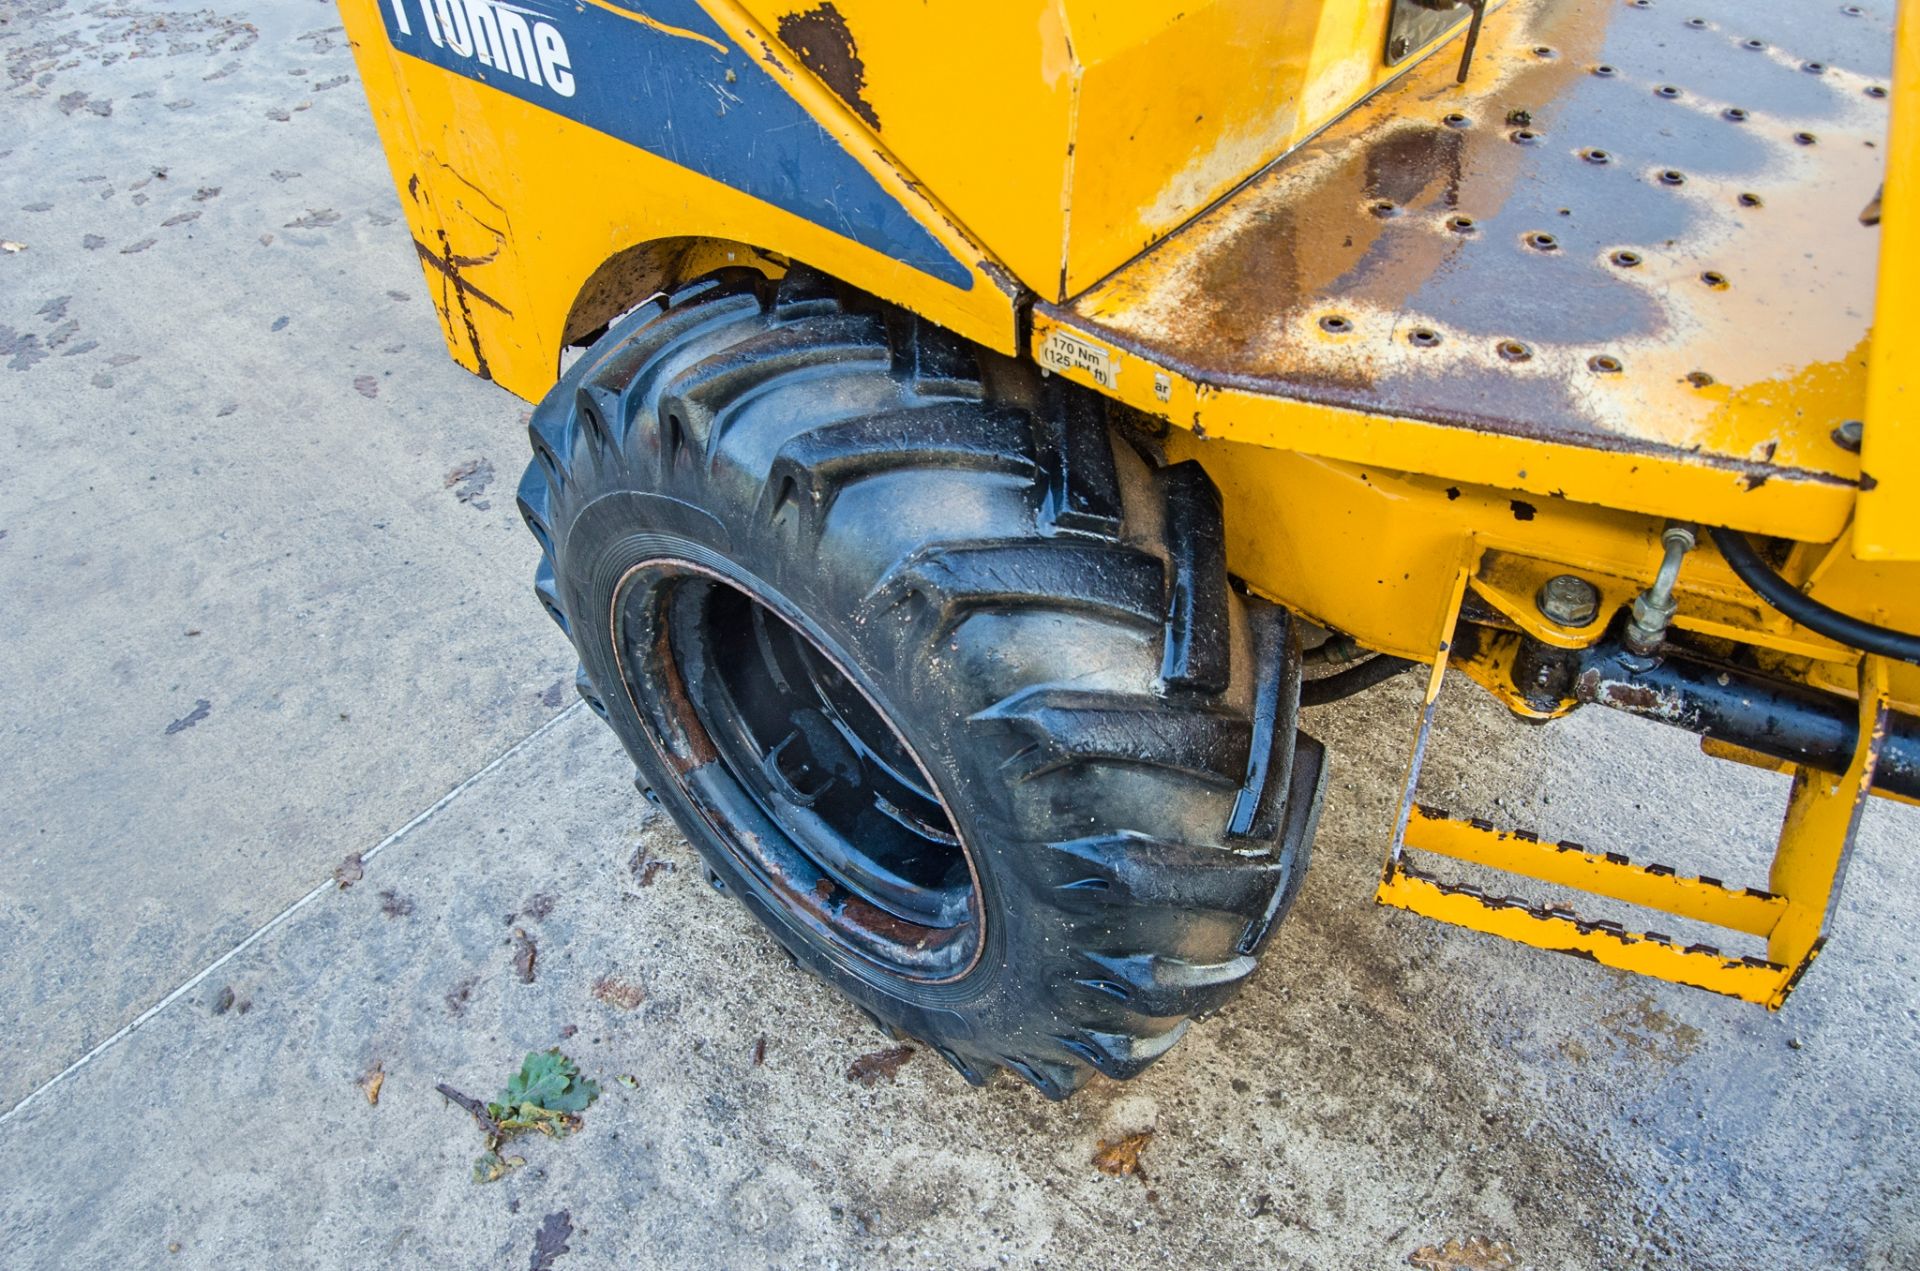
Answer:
xmin=342 ymin=0 xmax=1920 ymax=1005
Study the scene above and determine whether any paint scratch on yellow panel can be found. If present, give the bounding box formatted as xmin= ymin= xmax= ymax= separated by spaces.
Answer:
xmin=579 ymin=0 xmax=729 ymax=55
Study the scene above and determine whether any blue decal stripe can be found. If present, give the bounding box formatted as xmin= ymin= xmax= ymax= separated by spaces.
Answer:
xmin=374 ymin=0 xmax=972 ymax=289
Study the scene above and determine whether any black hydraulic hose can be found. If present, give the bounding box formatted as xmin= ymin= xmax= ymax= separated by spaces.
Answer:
xmin=1299 ymin=654 xmax=1420 ymax=706
xmin=1709 ymin=527 xmax=1920 ymax=666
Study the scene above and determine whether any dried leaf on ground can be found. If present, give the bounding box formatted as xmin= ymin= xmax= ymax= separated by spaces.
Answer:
xmin=592 ymin=975 xmax=645 ymax=1011
xmin=333 ymin=852 xmax=364 ymax=889
xmin=1407 ymin=1236 xmax=1518 ymax=1271
xmin=361 ymin=1064 xmax=384 ymax=1106
xmin=846 ymin=1045 xmax=915 ymax=1087
xmin=1092 ymin=1131 xmax=1154 ymax=1179
xmin=472 ymin=1151 xmax=523 ymax=1185
xmin=444 ymin=457 xmax=495 ymax=506
xmin=511 ymin=928 xmax=537 ymax=983
xmin=529 ymin=1210 xmax=574 ymax=1270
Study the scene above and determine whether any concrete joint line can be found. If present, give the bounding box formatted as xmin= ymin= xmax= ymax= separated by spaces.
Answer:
xmin=0 ymin=702 xmax=587 ymax=1126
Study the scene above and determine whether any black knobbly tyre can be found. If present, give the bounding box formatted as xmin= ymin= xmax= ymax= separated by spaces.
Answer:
xmin=517 ymin=266 xmax=1326 ymax=1097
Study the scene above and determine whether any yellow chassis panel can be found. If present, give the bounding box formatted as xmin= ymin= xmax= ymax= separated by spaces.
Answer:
xmin=1858 ymin=1 xmax=1920 ymax=559
xmin=337 ymin=0 xmax=1023 ymax=402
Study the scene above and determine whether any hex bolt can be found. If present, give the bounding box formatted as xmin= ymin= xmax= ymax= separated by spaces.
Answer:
xmin=1624 ymin=524 xmax=1697 ymax=656
xmin=1538 ymin=575 xmax=1601 ymax=627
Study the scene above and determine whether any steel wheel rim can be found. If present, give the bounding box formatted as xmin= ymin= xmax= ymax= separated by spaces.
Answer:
xmin=612 ymin=559 xmax=984 ymax=983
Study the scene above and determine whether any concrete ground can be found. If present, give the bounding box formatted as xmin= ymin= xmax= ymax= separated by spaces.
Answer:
xmin=1 ymin=4 xmax=1915 ymax=1268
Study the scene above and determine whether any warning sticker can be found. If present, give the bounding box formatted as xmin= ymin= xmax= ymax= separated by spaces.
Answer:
xmin=1038 ymin=328 xmax=1118 ymax=389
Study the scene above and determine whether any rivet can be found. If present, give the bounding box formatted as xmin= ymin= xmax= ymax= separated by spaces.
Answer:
xmin=1533 ymin=45 xmax=1558 ymax=58
xmin=1512 ymin=129 xmax=1542 ymax=145
xmin=1590 ymin=354 xmax=1624 ymax=373
xmin=1701 ymin=269 xmax=1729 ymax=288
xmin=1659 ymin=169 xmax=1687 ymax=185
xmin=1498 ymin=340 xmax=1534 ymax=363
xmin=1527 ymin=231 xmax=1560 ymax=250
xmin=1723 ymin=107 xmax=1750 ymax=122
xmin=1842 ymin=4 xmax=1865 ymax=14
xmin=1537 ymin=576 xmax=1601 ymax=627
xmin=1319 ymin=314 xmax=1353 ymax=334
xmin=1686 ymin=370 xmax=1715 ymax=388
xmin=1867 ymin=85 xmax=1889 ymax=99
xmin=1685 ymin=16 xmax=1709 ymax=27
xmin=1593 ymin=63 xmax=1619 ymax=77
xmin=1794 ymin=130 xmax=1818 ymax=145
xmin=1832 ymin=419 xmax=1864 ymax=452
xmin=1447 ymin=214 xmax=1478 ymax=233
xmin=1443 ymin=111 xmax=1471 ymax=128
xmin=1656 ymin=84 xmax=1682 ymax=98
xmin=1738 ymin=191 xmax=1764 ymax=208
xmin=1408 ymin=328 xmax=1442 ymax=348
xmin=1804 ymin=61 xmax=1826 ymax=74
xmin=1371 ymin=199 xmax=1399 ymax=218
xmin=1631 ymin=0 xmax=1652 ymax=8
xmin=1611 ymin=249 xmax=1643 ymax=267
xmin=1743 ymin=38 xmax=1767 ymax=50
xmin=1584 ymin=147 xmax=1614 ymax=164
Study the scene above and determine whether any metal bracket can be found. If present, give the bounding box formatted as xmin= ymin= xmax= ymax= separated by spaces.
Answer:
xmin=1375 ymin=563 xmax=1891 ymax=1007
xmin=1385 ymin=0 xmax=1475 ymax=66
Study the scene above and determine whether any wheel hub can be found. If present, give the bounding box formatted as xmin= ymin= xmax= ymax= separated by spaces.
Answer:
xmin=615 ymin=561 xmax=983 ymax=983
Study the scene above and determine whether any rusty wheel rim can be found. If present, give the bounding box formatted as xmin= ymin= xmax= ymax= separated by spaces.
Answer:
xmin=613 ymin=559 xmax=984 ymax=984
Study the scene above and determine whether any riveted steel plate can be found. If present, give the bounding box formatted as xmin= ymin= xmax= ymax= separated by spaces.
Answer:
xmin=1058 ymin=0 xmax=1895 ymax=495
